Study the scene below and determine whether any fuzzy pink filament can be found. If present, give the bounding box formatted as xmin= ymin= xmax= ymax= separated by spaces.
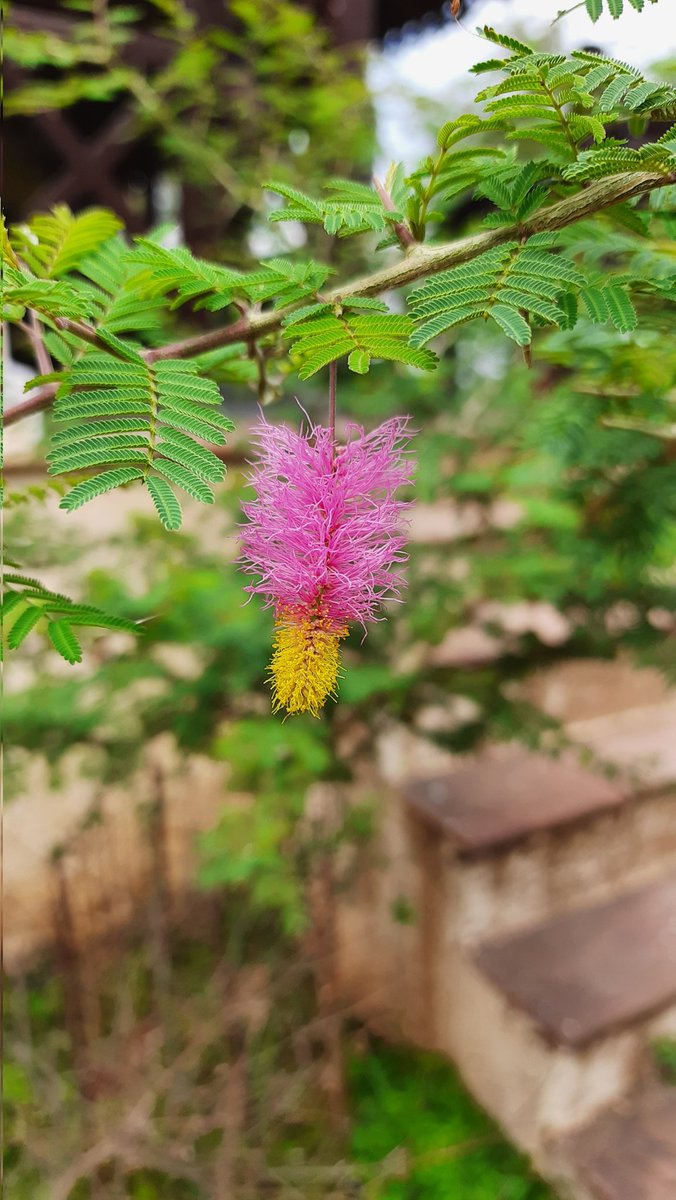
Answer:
xmin=240 ymin=415 xmax=413 ymax=713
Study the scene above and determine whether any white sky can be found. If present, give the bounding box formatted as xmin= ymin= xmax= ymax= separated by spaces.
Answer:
xmin=369 ymin=0 xmax=676 ymax=168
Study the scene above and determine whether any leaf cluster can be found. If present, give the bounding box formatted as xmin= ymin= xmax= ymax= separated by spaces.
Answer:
xmin=51 ymin=354 xmax=233 ymax=528
xmin=584 ymin=0 xmax=660 ymax=20
xmin=2 ymin=572 xmax=139 ymax=664
xmin=283 ymin=300 xmax=438 ymax=378
xmin=386 ymin=33 xmax=676 ymax=242
xmin=407 ymin=234 xmax=639 ymax=347
xmin=266 ymin=178 xmax=399 ymax=237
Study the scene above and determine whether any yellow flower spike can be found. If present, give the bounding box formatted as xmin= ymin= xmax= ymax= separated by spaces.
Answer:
xmin=269 ymin=616 xmax=347 ymax=718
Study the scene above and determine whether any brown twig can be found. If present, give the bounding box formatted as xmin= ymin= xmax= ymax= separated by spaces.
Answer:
xmin=27 ymin=310 xmax=54 ymax=377
xmin=54 ymin=317 xmax=133 ymax=359
xmin=4 ymin=383 xmax=58 ymax=427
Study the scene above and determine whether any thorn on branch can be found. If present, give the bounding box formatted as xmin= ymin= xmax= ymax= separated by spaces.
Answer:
xmin=372 ymin=176 xmax=417 ymax=249
xmin=26 ymin=310 xmax=54 ymax=377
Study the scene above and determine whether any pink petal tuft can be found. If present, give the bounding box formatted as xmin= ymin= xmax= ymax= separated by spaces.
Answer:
xmin=239 ymin=416 xmax=414 ymax=631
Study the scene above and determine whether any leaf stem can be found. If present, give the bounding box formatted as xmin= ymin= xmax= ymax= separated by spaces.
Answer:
xmin=328 ymin=360 xmax=337 ymax=447
xmin=27 ymin=310 xmax=54 ymax=377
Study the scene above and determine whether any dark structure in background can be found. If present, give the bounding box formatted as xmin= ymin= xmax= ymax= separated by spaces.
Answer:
xmin=6 ymin=0 xmax=450 ymax=238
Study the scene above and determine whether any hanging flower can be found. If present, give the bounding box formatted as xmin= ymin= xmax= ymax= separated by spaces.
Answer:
xmin=240 ymin=415 xmax=414 ymax=717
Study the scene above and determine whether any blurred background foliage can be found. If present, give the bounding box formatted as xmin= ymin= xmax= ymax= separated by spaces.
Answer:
xmin=4 ymin=0 xmax=374 ymax=257
xmin=4 ymin=0 xmax=676 ymax=1196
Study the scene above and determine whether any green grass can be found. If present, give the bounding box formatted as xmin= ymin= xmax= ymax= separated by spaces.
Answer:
xmin=349 ymin=1041 xmax=554 ymax=1199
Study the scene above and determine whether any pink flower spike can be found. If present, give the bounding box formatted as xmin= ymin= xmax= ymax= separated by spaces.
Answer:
xmin=239 ymin=415 xmax=414 ymax=716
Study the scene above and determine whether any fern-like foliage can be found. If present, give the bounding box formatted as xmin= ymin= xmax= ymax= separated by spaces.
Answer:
xmin=389 ymin=32 xmax=675 ymax=243
xmin=9 ymin=205 xmax=122 ymax=277
xmin=50 ymin=352 xmax=234 ymax=528
xmin=578 ymin=280 xmax=638 ymax=330
xmin=584 ymin=0 xmax=660 ymax=20
xmin=1 ymin=209 xmax=168 ymax=355
xmin=474 ymin=50 xmax=603 ymax=162
xmin=282 ymin=301 xmax=437 ymax=378
xmin=75 ymin=236 xmax=168 ymax=339
xmin=475 ymin=160 xmax=566 ymax=227
xmin=407 ymin=234 xmax=641 ymax=345
xmin=403 ymin=119 xmax=510 ymax=240
xmin=238 ymin=257 xmax=334 ymax=306
xmin=127 ymin=240 xmax=334 ymax=314
xmin=265 ymin=179 xmax=400 ymax=236
xmin=569 ymin=50 xmax=675 ymax=117
xmin=128 ymin=238 xmax=245 ymax=311
xmin=473 ymin=33 xmax=674 ymax=163
xmin=408 ymin=236 xmax=582 ymax=346
xmin=1 ymin=572 xmax=139 ymax=664
xmin=2 ymin=265 xmax=92 ymax=322
xmin=562 ymin=138 xmax=676 ymax=183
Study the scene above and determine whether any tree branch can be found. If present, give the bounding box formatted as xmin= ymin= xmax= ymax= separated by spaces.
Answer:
xmin=4 ymin=169 xmax=674 ymax=429
xmin=4 ymin=383 xmax=58 ymax=427
xmin=149 ymin=170 xmax=675 ymax=361
xmin=54 ymin=317 xmax=132 ymax=358
xmin=28 ymin=310 xmax=54 ymax=377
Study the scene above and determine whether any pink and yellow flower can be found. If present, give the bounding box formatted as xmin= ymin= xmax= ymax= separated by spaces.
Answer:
xmin=240 ymin=416 xmax=413 ymax=716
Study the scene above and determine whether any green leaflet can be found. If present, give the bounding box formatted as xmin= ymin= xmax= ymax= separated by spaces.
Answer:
xmin=53 ymin=353 xmax=232 ymax=523
xmin=242 ymin=258 xmax=334 ymax=306
xmin=490 ymin=304 xmax=531 ymax=344
xmin=129 ymin=238 xmax=244 ymax=309
xmin=603 ymin=284 xmax=638 ymax=331
xmin=562 ymin=141 xmax=676 ymax=183
xmin=283 ymin=309 xmax=437 ymax=378
xmin=154 ymin=458 xmax=215 ymax=504
xmin=2 ymin=267 xmax=91 ymax=321
xmin=407 ymin=238 xmax=641 ymax=348
xmin=9 ymin=205 xmax=122 ymax=277
xmin=7 ymin=606 xmax=43 ymax=649
xmin=587 ymin=0 xmax=659 ymax=15
xmin=146 ymin=475 xmax=183 ymax=531
xmin=348 ymin=350 xmax=371 ymax=374
xmin=2 ymin=573 xmax=139 ymax=664
xmin=265 ymin=179 xmax=397 ymax=238
xmin=59 ymin=467 xmax=146 ymax=511
xmin=47 ymin=621 xmax=83 ymax=665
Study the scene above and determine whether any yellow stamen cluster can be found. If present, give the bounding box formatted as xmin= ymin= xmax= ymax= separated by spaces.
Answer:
xmin=270 ymin=615 xmax=346 ymax=718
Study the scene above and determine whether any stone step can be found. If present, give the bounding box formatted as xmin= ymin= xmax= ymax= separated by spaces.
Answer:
xmin=553 ymin=1085 xmax=676 ymax=1200
xmin=568 ymin=699 xmax=676 ymax=793
xmin=474 ymin=873 xmax=676 ymax=1048
xmin=405 ymin=746 xmax=627 ymax=856
xmin=404 ymin=742 xmax=676 ymax=942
